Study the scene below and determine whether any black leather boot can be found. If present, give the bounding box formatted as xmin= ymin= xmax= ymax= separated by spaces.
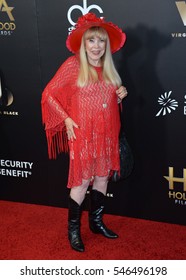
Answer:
xmin=89 ymin=189 xmax=118 ymax=238
xmin=68 ymin=197 xmax=85 ymax=252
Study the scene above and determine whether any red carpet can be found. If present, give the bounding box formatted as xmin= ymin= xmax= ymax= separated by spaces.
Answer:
xmin=0 ymin=200 xmax=185 ymax=260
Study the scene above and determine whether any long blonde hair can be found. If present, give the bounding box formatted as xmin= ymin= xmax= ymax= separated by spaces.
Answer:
xmin=77 ymin=27 xmax=122 ymax=87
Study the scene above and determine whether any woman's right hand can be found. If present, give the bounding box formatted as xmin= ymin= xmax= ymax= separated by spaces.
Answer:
xmin=64 ymin=117 xmax=79 ymax=141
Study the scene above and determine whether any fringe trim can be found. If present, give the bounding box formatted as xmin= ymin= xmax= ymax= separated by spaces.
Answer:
xmin=46 ymin=129 xmax=69 ymax=159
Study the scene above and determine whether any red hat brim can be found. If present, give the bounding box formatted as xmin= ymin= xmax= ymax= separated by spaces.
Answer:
xmin=66 ymin=19 xmax=126 ymax=54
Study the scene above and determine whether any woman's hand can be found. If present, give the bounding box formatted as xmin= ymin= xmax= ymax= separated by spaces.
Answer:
xmin=64 ymin=117 xmax=79 ymax=141
xmin=116 ymin=86 xmax=128 ymax=101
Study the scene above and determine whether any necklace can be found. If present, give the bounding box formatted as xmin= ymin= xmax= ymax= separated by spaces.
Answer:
xmin=94 ymin=66 xmax=108 ymax=109
xmin=98 ymin=80 xmax=108 ymax=109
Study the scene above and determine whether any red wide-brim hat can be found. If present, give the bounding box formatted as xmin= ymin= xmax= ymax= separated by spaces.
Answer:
xmin=66 ymin=13 xmax=126 ymax=54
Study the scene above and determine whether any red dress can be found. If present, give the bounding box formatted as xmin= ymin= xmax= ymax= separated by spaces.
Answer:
xmin=41 ymin=55 xmax=121 ymax=188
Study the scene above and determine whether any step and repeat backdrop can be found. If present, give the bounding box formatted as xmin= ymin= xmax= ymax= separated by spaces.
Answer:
xmin=0 ymin=0 xmax=186 ymax=225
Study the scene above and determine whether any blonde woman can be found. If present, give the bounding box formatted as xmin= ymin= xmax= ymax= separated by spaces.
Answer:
xmin=41 ymin=13 xmax=128 ymax=252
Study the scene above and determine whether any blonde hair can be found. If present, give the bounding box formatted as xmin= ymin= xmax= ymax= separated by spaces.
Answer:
xmin=77 ymin=27 xmax=122 ymax=87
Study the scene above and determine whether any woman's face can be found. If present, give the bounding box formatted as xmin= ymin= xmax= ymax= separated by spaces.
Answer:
xmin=85 ymin=35 xmax=106 ymax=66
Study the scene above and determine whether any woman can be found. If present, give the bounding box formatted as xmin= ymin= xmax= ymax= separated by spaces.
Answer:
xmin=41 ymin=13 xmax=128 ymax=252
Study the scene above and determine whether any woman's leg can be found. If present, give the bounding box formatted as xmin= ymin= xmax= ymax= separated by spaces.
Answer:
xmin=70 ymin=179 xmax=90 ymax=205
xmin=92 ymin=175 xmax=108 ymax=195
xmin=68 ymin=179 xmax=90 ymax=252
xmin=89 ymin=175 xmax=118 ymax=238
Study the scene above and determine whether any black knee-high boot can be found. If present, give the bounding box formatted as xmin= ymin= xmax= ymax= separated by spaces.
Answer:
xmin=89 ymin=189 xmax=118 ymax=238
xmin=68 ymin=197 xmax=85 ymax=252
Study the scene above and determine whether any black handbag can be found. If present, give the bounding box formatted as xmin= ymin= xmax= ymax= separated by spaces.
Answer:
xmin=112 ymin=129 xmax=134 ymax=182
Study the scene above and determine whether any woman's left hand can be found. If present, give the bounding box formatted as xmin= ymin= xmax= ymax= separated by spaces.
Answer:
xmin=116 ymin=86 xmax=128 ymax=101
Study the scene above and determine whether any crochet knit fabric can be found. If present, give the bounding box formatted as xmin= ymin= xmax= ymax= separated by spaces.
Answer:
xmin=41 ymin=56 xmax=121 ymax=188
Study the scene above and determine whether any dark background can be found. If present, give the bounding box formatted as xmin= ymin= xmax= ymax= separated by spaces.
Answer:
xmin=0 ymin=0 xmax=186 ymax=225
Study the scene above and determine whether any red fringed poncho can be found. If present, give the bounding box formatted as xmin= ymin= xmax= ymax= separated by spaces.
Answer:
xmin=41 ymin=55 xmax=121 ymax=188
